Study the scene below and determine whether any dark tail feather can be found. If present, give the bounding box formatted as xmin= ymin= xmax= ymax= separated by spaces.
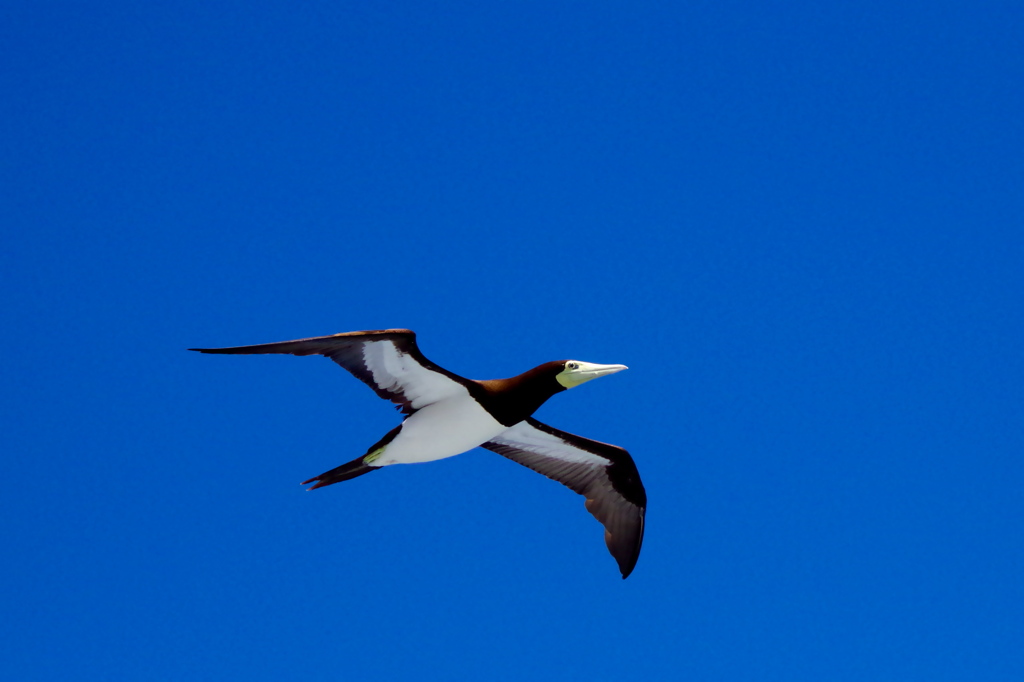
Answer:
xmin=305 ymin=425 xmax=401 ymax=490
xmin=302 ymin=456 xmax=378 ymax=490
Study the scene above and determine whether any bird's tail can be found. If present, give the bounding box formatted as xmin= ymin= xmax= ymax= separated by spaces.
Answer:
xmin=302 ymin=455 xmax=378 ymax=489
xmin=302 ymin=424 xmax=402 ymax=490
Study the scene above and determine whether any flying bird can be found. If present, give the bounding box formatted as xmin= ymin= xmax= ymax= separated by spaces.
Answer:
xmin=190 ymin=329 xmax=646 ymax=578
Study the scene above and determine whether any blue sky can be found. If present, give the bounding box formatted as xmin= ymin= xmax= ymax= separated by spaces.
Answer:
xmin=3 ymin=1 xmax=1022 ymax=679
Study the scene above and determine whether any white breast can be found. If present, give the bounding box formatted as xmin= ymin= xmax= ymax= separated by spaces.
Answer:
xmin=377 ymin=395 xmax=508 ymax=465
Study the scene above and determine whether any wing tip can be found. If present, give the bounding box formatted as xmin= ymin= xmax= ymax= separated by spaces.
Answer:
xmin=606 ymin=517 xmax=644 ymax=579
xmin=188 ymin=328 xmax=417 ymax=355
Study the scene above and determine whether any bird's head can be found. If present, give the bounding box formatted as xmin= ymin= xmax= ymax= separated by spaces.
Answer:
xmin=555 ymin=360 xmax=628 ymax=389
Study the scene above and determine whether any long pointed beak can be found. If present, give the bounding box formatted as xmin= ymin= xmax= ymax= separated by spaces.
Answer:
xmin=578 ymin=362 xmax=628 ymax=379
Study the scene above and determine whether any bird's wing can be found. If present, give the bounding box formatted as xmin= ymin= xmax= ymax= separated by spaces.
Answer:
xmin=190 ymin=329 xmax=473 ymax=415
xmin=481 ymin=418 xmax=646 ymax=578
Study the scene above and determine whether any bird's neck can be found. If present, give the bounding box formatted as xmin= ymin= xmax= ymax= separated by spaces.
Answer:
xmin=473 ymin=362 xmax=566 ymax=427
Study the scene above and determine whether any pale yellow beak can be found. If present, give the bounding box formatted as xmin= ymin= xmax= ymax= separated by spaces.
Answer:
xmin=557 ymin=361 xmax=628 ymax=389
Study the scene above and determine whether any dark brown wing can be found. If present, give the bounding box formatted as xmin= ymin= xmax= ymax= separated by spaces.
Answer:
xmin=190 ymin=329 xmax=474 ymax=415
xmin=481 ymin=418 xmax=646 ymax=578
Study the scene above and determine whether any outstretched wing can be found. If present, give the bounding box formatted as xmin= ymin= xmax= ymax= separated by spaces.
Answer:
xmin=190 ymin=329 xmax=473 ymax=415
xmin=481 ymin=418 xmax=646 ymax=579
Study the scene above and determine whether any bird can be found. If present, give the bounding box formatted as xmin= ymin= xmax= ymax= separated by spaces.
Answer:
xmin=190 ymin=329 xmax=646 ymax=578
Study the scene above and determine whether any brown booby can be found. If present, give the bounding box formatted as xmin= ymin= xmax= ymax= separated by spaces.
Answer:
xmin=190 ymin=329 xmax=646 ymax=578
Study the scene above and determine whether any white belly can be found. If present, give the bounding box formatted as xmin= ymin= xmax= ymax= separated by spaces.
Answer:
xmin=377 ymin=396 xmax=507 ymax=465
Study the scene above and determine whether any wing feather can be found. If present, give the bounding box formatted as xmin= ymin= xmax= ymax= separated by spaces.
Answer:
xmin=481 ymin=418 xmax=646 ymax=578
xmin=190 ymin=329 xmax=472 ymax=415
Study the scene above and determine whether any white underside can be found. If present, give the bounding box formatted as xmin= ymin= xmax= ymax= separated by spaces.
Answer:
xmin=376 ymin=395 xmax=508 ymax=465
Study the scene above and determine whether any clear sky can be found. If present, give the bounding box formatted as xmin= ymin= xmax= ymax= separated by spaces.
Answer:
xmin=3 ymin=1 xmax=1022 ymax=680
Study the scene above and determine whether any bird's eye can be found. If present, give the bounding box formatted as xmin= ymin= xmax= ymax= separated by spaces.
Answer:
xmin=568 ymin=362 xmax=579 ymax=370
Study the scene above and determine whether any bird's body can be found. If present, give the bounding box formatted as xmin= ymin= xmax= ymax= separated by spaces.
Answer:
xmin=191 ymin=329 xmax=646 ymax=578
xmin=373 ymin=393 xmax=505 ymax=465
